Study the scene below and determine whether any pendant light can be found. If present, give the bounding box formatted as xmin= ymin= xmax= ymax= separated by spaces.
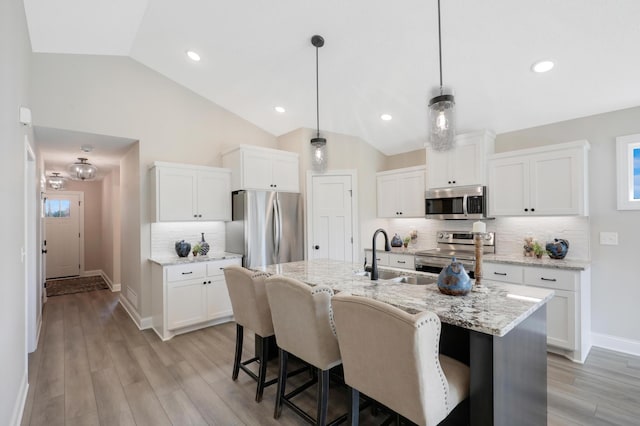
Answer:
xmin=428 ymin=0 xmax=456 ymax=151
xmin=68 ymin=157 xmax=97 ymax=181
xmin=47 ymin=172 xmax=67 ymax=190
xmin=310 ymin=34 xmax=327 ymax=172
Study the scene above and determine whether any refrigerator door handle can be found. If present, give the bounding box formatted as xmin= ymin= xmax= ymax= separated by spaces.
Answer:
xmin=274 ymin=197 xmax=281 ymax=257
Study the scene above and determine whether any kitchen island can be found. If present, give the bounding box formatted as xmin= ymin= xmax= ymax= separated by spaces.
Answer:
xmin=256 ymin=259 xmax=554 ymax=426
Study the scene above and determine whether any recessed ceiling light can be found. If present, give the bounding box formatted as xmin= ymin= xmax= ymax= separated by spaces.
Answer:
xmin=274 ymin=106 xmax=286 ymax=113
xmin=380 ymin=114 xmax=393 ymax=121
xmin=531 ymin=60 xmax=554 ymax=73
xmin=186 ymin=50 xmax=201 ymax=62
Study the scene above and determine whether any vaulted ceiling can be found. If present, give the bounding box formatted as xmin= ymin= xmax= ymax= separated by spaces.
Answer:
xmin=24 ymin=0 xmax=640 ymax=155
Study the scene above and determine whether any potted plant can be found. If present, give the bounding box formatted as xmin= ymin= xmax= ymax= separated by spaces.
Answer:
xmin=192 ymin=243 xmax=201 ymax=257
xmin=532 ymin=241 xmax=546 ymax=259
xmin=403 ymin=236 xmax=411 ymax=248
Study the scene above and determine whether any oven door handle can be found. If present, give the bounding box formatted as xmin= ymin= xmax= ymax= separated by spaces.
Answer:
xmin=463 ymin=194 xmax=468 ymax=217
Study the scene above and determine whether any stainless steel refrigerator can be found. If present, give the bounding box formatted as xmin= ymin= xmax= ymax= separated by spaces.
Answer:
xmin=226 ymin=190 xmax=304 ymax=268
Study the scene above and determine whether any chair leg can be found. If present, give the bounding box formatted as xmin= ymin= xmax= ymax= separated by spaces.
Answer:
xmin=317 ymin=369 xmax=329 ymax=426
xmin=349 ymin=387 xmax=360 ymax=426
xmin=232 ymin=324 xmax=243 ymax=380
xmin=256 ymin=334 xmax=270 ymax=402
xmin=274 ymin=348 xmax=288 ymax=419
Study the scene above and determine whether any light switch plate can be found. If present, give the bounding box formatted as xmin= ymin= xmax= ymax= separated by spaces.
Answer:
xmin=599 ymin=232 xmax=619 ymax=245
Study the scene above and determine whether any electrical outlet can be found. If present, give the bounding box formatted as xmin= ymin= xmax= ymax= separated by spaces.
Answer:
xmin=599 ymin=232 xmax=619 ymax=245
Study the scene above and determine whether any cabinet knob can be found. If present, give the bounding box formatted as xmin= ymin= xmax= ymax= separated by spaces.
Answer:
xmin=314 ymin=245 xmax=320 ymax=250
xmin=203 ymin=281 xmax=207 ymax=285
xmin=452 ymin=180 xmax=456 ymax=184
xmin=194 ymin=214 xmax=198 ymax=217
xmin=531 ymin=208 xmax=535 ymax=212
xmin=448 ymin=181 xmax=452 ymax=184
xmin=524 ymin=208 xmax=529 ymax=212
xmin=208 ymin=280 xmax=212 ymax=284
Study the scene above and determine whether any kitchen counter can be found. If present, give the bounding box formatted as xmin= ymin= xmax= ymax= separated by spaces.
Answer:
xmin=484 ymin=253 xmax=590 ymax=270
xmin=149 ymin=252 xmax=242 ymax=266
xmin=257 ymin=259 xmax=553 ymax=337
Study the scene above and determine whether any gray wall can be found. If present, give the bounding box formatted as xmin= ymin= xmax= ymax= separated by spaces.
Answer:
xmin=496 ymin=106 xmax=640 ymax=343
xmin=0 ymin=0 xmax=31 ymax=423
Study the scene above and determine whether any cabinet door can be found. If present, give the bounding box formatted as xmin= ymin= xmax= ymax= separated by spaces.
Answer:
xmin=546 ymin=289 xmax=576 ymax=350
xmin=206 ymin=276 xmax=234 ymax=320
xmin=242 ymin=149 xmax=273 ymax=190
xmin=388 ymin=254 xmax=415 ymax=270
xmin=158 ymin=168 xmax=197 ymax=221
xmin=451 ymin=141 xmax=482 ymax=186
xmin=488 ymin=157 xmax=529 ymax=216
xmin=272 ymin=154 xmax=299 ymax=192
xmin=426 ymin=148 xmax=450 ymax=189
xmin=167 ymin=280 xmax=207 ymax=330
xmin=376 ymin=175 xmax=400 ymax=218
xmin=529 ymin=149 xmax=583 ymax=215
xmin=397 ymin=170 xmax=425 ymax=217
xmin=197 ymin=170 xmax=231 ymax=221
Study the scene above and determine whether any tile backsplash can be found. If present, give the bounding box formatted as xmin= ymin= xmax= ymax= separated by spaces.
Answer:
xmin=151 ymin=222 xmax=226 ymax=258
xmin=380 ymin=216 xmax=590 ymax=260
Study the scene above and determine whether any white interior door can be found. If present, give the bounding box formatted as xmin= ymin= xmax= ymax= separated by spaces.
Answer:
xmin=45 ymin=193 xmax=81 ymax=279
xmin=310 ymin=174 xmax=353 ymax=262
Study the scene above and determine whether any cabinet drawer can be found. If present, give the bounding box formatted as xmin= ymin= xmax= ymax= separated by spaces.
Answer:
xmin=523 ymin=267 xmax=577 ymax=291
xmin=207 ymin=258 xmax=242 ymax=277
xmin=483 ymin=263 xmax=524 ymax=284
xmin=167 ymin=263 xmax=207 ymax=282
xmin=389 ymin=254 xmax=415 ymax=270
xmin=365 ymin=250 xmax=389 ymax=266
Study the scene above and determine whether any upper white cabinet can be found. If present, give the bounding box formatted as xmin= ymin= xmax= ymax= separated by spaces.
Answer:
xmin=222 ymin=145 xmax=299 ymax=192
xmin=376 ymin=166 xmax=426 ymax=218
xmin=150 ymin=162 xmax=232 ymax=222
xmin=426 ymin=130 xmax=495 ymax=189
xmin=488 ymin=140 xmax=589 ymax=216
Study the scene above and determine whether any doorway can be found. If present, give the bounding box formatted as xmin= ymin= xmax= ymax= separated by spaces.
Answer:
xmin=44 ymin=191 xmax=84 ymax=279
xmin=306 ymin=170 xmax=358 ymax=263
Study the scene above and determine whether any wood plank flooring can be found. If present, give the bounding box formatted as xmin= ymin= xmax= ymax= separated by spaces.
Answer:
xmin=21 ymin=289 xmax=640 ymax=425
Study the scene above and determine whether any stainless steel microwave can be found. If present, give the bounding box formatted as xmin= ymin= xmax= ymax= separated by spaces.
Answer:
xmin=425 ymin=185 xmax=488 ymax=220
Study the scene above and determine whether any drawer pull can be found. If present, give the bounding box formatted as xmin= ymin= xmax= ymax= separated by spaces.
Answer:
xmin=493 ymin=272 xmax=507 ymax=276
xmin=541 ymin=277 xmax=557 ymax=282
xmin=220 ymin=267 xmax=224 ymax=270
xmin=376 ymin=258 xmax=381 ymax=261
xmin=397 ymin=260 xmax=406 ymax=264
xmin=181 ymin=271 xmax=193 ymax=275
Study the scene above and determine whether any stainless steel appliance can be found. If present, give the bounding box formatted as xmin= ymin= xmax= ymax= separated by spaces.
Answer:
xmin=415 ymin=230 xmax=495 ymax=278
xmin=425 ymin=185 xmax=489 ymax=220
xmin=226 ymin=190 xmax=304 ymax=268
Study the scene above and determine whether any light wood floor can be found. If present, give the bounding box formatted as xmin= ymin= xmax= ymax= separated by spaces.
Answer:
xmin=21 ymin=289 xmax=640 ymax=426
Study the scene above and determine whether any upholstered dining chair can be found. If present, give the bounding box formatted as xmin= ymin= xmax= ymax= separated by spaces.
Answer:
xmin=223 ymin=265 xmax=277 ymax=402
xmin=265 ymin=275 xmax=346 ymax=426
xmin=332 ymin=293 xmax=470 ymax=426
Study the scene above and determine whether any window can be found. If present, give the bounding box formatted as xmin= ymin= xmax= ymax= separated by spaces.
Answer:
xmin=616 ymin=134 xmax=640 ymax=210
xmin=45 ymin=199 xmax=71 ymax=217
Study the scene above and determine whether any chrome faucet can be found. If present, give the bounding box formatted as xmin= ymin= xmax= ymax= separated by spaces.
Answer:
xmin=370 ymin=228 xmax=391 ymax=280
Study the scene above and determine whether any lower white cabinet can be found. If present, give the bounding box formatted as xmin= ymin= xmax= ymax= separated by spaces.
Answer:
xmin=151 ymin=257 xmax=241 ymax=340
xmin=364 ymin=250 xmax=414 ymax=271
xmin=485 ymin=261 xmax=591 ymax=363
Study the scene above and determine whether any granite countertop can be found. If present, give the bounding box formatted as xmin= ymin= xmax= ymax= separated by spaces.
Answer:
xmin=483 ymin=254 xmax=590 ymax=271
xmin=149 ymin=252 xmax=242 ymax=266
xmin=255 ymin=259 xmax=554 ymax=337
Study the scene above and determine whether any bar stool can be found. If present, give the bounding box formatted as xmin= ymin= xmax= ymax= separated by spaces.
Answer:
xmin=265 ymin=275 xmax=346 ymax=426
xmin=223 ymin=265 xmax=277 ymax=402
xmin=332 ymin=293 xmax=470 ymax=426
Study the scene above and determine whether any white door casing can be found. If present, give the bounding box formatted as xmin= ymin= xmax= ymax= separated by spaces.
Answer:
xmin=45 ymin=191 xmax=83 ymax=279
xmin=307 ymin=171 xmax=358 ymax=263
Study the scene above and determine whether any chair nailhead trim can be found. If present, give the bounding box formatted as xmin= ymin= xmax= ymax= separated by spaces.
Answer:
xmin=417 ymin=316 xmax=449 ymax=410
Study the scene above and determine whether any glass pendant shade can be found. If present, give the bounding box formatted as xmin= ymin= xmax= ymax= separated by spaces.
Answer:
xmin=311 ymin=137 xmax=327 ymax=172
xmin=47 ymin=172 xmax=67 ymax=190
xmin=428 ymin=93 xmax=456 ymax=151
xmin=68 ymin=157 xmax=97 ymax=181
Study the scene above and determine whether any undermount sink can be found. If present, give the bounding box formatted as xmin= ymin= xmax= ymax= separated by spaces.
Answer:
xmin=354 ymin=269 xmax=436 ymax=285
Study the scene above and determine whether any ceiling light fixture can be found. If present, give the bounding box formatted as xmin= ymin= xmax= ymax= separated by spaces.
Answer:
xmin=310 ymin=35 xmax=327 ymax=172
xmin=531 ymin=60 xmax=554 ymax=73
xmin=275 ymin=106 xmax=286 ymax=113
xmin=186 ymin=50 xmax=201 ymax=62
xmin=47 ymin=172 xmax=67 ymax=190
xmin=380 ymin=114 xmax=393 ymax=121
xmin=68 ymin=157 xmax=97 ymax=181
xmin=428 ymin=0 xmax=456 ymax=151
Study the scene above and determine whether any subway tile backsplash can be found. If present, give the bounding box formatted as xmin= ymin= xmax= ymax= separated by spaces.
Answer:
xmin=151 ymin=222 xmax=226 ymax=258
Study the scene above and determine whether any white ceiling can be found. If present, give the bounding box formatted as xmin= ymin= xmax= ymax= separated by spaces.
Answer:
xmin=24 ymin=0 xmax=640 ymax=155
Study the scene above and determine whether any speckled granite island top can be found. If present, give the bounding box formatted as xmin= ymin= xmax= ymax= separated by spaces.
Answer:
xmin=149 ymin=252 xmax=242 ymax=266
xmin=256 ymin=259 xmax=554 ymax=337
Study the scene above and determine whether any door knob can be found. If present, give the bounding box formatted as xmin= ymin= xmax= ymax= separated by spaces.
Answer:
xmin=314 ymin=245 xmax=320 ymax=250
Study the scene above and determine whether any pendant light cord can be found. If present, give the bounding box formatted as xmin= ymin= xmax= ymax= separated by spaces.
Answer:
xmin=315 ymin=45 xmax=320 ymax=139
xmin=437 ymin=0 xmax=443 ymax=93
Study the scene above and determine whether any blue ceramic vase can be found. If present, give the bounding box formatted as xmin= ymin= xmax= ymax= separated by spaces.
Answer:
xmin=175 ymin=240 xmax=191 ymax=257
xmin=391 ymin=233 xmax=403 ymax=247
xmin=199 ymin=233 xmax=210 ymax=256
xmin=546 ymin=239 xmax=569 ymax=259
xmin=437 ymin=257 xmax=472 ymax=296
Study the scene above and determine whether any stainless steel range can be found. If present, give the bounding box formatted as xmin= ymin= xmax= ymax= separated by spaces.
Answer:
xmin=415 ymin=230 xmax=495 ymax=277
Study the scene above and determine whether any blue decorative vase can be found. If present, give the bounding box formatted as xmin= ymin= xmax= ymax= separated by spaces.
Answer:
xmin=175 ymin=240 xmax=191 ymax=257
xmin=437 ymin=257 xmax=472 ymax=296
xmin=391 ymin=233 xmax=403 ymax=247
xmin=546 ymin=239 xmax=569 ymax=259
xmin=199 ymin=233 xmax=210 ymax=256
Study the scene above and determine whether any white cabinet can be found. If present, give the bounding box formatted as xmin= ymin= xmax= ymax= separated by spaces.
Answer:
xmin=484 ymin=261 xmax=591 ymax=363
xmin=488 ymin=140 xmax=589 ymax=216
xmin=151 ymin=257 xmax=241 ymax=340
xmin=222 ymin=145 xmax=299 ymax=192
xmin=376 ymin=166 xmax=425 ymax=218
xmin=364 ymin=250 xmax=415 ymax=271
xmin=150 ymin=162 xmax=231 ymax=222
xmin=426 ymin=130 xmax=495 ymax=189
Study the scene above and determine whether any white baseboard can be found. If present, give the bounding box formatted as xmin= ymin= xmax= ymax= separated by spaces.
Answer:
xmin=118 ymin=296 xmax=152 ymax=330
xmin=99 ymin=272 xmax=121 ymax=292
xmin=11 ymin=371 xmax=28 ymax=426
xmin=81 ymin=269 xmax=102 ymax=277
xmin=592 ymin=332 xmax=640 ymax=357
